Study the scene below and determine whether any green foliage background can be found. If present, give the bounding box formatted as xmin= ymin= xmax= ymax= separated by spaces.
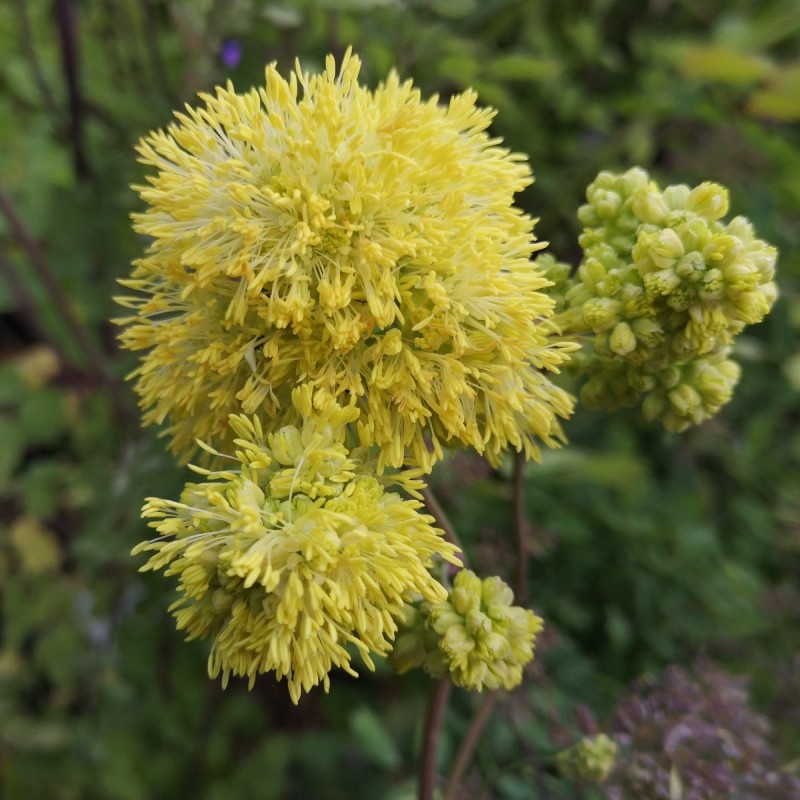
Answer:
xmin=1 ymin=1 xmax=799 ymax=797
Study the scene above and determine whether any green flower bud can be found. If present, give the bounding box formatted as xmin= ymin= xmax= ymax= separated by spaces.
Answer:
xmin=632 ymin=189 xmax=669 ymax=225
xmin=593 ymin=188 xmax=622 ymax=218
xmin=658 ymin=365 xmax=682 ymax=389
xmin=426 ymin=570 xmax=543 ymax=692
xmin=536 ymin=254 xmax=572 ymax=287
xmin=677 ymin=217 xmax=714 ymax=251
xmin=609 ymin=322 xmax=637 ymax=356
xmin=662 ymin=183 xmax=690 ymax=210
xmin=646 ymin=229 xmax=685 ymax=269
xmin=577 ymin=203 xmax=601 ymax=227
xmin=451 ymin=570 xmax=482 ymax=613
xmin=687 ymin=181 xmax=729 ymax=220
xmin=631 ymin=317 xmax=664 ymax=348
xmin=619 ymin=284 xmax=652 ymax=319
xmin=668 ymin=383 xmax=702 ymax=417
xmin=482 ymin=575 xmax=514 ymax=607
xmin=578 ymin=258 xmax=607 ymax=291
xmin=583 ymin=298 xmax=622 ymax=331
xmin=642 ymin=389 xmax=667 ymax=422
xmin=556 ymin=734 xmax=618 ymax=785
xmin=626 ymin=367 xmax=656 ymax=392
xmin=592 ymin=331 xmax=612 ymax=358
xmin=619 ymin=167 xmax=651 ymax=195
xmin=692 ymin=356 xmax=740 ymax=406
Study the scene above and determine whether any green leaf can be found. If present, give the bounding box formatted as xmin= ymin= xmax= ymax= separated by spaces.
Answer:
xmin=0 ymin=364 xmax=27 ymax=404
xmin=18 ymin=387 xmax=67 ymax=447
xmin=679 ymin=45 xmax=772 ymax=85
xmin=432 ymin=0 xmax=478 ymax=19
xmin=748 ymin=65 xmax=800 ymax=121
xmin=0 ymin=415 xmax=24 ymax=482
xmin=349 ymin=705 xmax=402 ymax=770
xmin=486 ymin=53 xmax=559 ymax=82
xmin=318 ymin=0 xmax=397 ymax=10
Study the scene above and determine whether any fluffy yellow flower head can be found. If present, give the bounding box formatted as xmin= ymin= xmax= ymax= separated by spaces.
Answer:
xmin=132 ymin=387 xmax=461 ymax=703
xmin=117 ymin=49 xmax=575 ymax=471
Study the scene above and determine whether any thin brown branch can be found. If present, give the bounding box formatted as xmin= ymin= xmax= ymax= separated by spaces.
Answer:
xmin=422 ymin=485 xmax=468 ymax=567
xmin=513 ymin=449 xmax=528 ymax=605
xmin=55 ymin=0 xmax=90 ymax=180
xmin=138 ymin=0 xmax=175 ymax=106
xmin=14 ymin=0 xmax=60 ymax=120
xmin=0 ymin=186 xmax=107 ymax=374
xmin=419 ymin=679 xmax=452 ymax=800
xmin=444 ymin=692 xmax=500 ymax=800
xmin=0 ymin=250 xmax=71 ymax=367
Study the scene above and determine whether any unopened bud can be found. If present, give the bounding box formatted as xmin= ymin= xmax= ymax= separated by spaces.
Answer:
xmin=687 ymin=182 xmax=729 ymax=220
xmin=609 ymin=322 xmax=637 ymax=356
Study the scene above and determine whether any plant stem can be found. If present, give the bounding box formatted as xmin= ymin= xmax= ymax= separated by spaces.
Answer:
xmin=138 ymin=0 xmax=175 ymax=106
xmin=513 ymin=449 xmax=528 ymax=605
xmin=0 ymin=251 xmax=72 ymax=368
xmin=422 ymin=486 xmax=468 ymax=567
xmin=55 ymin=0 xmax=90 ymax=180
xmin=14 ymin=0 xmax=60 ymax=121
xmin=443 ymin=692 xmax=499 ymax=800
xmin=419 ymin=679 xmax=452 ymax=800
xmin=0 ymin=186 xmax=107 ymax=375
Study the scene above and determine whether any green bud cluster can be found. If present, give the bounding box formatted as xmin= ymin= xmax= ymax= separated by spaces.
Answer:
xmin=556 ymin=734 xmax=618 ymax=785
xmin=544 ymin=167 xmax=777 ymax=430
xmin=388 ymin=569 xmax=542 ymax=691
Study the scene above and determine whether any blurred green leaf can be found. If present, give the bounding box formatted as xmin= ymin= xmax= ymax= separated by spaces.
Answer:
xmin=0 ymin=416 xmax=24 ymax=483
xmin=18 ymin=387 xmax=66 ymax=447
xmin=748 ymin=65 xmax=800 ymax=121
xmin=349 ymin=705 xmax=402 ymax=770
xmin=679 ymin=45 xmax=772 ymax=84
xmin=485 ymin=53 xmax=560 ymax=81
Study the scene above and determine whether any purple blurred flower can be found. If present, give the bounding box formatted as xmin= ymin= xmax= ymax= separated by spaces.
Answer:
xmin=220 ymin=39 xmax=242 ymax=69
xmin=604 ymin=661 xmax=800 ymax=800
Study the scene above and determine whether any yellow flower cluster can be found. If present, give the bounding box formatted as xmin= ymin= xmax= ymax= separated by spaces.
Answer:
xmin=544 ymin=168 xmax=777 ymax=430
xmin=132 ymin=388 xmax=460 ymax=703
xmin=390 ymin=569 xmax=542 ymax=691
xmin=117 ymin=49 xmax=575 ymax=471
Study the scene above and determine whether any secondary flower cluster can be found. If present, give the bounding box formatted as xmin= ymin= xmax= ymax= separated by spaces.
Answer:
xmin=389 ymin=569 xmax=542 ymax=691
xmin=133 ymin=388 xmax=461 ymax=703
xmin=117 ymin=49 xmax=574 ymax=472
xmin=544 ymin=168 xmax=777 ymax=430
